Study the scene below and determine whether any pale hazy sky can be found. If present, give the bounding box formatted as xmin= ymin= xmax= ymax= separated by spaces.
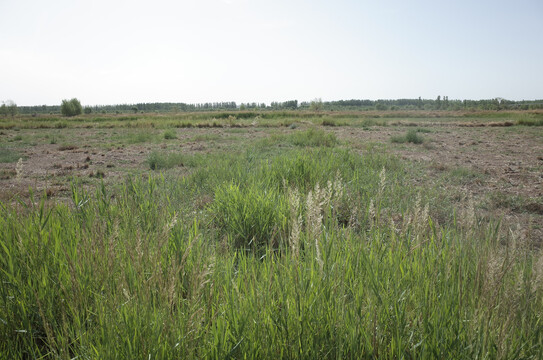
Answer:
xmin=1 ymin=0 xmax=542 ymax=106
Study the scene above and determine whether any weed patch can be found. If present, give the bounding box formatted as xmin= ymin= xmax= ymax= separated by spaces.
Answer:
xmin=147 ymin=151 xmax=196 ymax=170
xmin=0 ymin=147 xmax=22 ymax=163
xmin=391 ymin=129 xmax=424 ymax=144
xmin=163 ymin=129 xmax=178 ymax=139
xmin=289 ymin=128 xmax=338 ymax=147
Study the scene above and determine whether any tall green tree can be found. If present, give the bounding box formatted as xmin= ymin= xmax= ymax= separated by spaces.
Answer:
xmin=310 ymin=98 xmax=323 ymax=111
xmin=61 ymin=98 xmax=83 ymax=117
xmin=2 ymin=100 xmax=17 ymax=117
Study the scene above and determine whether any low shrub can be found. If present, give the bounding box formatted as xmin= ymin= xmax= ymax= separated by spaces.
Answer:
xmin=391 ymin=129 xmax=424 ymax=144
xmin=163 ymin=129 xmax=178 ymax=140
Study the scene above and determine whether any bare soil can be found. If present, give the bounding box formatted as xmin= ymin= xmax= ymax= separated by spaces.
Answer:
xmin=336 ymin=124 xmax=543 ymax=245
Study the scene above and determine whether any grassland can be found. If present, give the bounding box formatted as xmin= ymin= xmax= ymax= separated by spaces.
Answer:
xmin=0 ymin=110 xmax=542 ymax=358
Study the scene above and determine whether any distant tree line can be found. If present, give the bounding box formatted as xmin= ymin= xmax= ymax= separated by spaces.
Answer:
xmin=12 ymin=97 xmax=543 ymax=115
xmin=299 ymin=97 xmax=543 ymax=111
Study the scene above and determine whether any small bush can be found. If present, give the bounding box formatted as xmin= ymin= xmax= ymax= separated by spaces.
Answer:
xmin=406 ymin=129 xmax=424 ymax=144
xmin=391 ymin=129 xmax=424 ymax=144
xmin=163 ymin=129 xmax=177 ymax=140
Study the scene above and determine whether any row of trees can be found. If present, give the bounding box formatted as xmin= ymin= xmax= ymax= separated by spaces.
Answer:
xmin=9 ymin=97 xmax=543 ymax=117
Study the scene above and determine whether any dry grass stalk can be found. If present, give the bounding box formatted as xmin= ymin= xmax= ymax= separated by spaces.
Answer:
xmin=402 ymin=193 xmax=430 ymax=238
xmin=368 ymin=199 xmax=375 ymax=227
xmin=15 ymin=158 xmax=24 ymax=179
xmin=379 ymin=167 xmax=386 ymax=197
xmin=306 ymin=187 xmax=323 ymax=241
xmin=288 ymin=188 xmax=302 ymax=258
xmin=460 ymin=195 xmax=476 ymax=231
xmin=315 ymin=237 xmax=324 ymax=272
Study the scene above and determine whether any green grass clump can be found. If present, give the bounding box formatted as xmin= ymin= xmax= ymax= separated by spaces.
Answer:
xmin=147 ymin=151 xmax=188 ymax=170
xmin=126 ymin=131 xmax=154 ymax=144
xmin=54 ymin=121 xmax=68 ymax=129
xmin=163 ymin=129 xmax=178 ymax=139
xmin=211 ymin=182 xmax=288 ymax=252
xmin=0 ymin=147 xmax=22 ymax=163
xmin=322 ymin=118 xmax=340 ymax=126
xmin=289 ymin=128 xmax=338 ymax=147
xmin=391 ymin=129 xmax=424 ymax=144
xmin=516 ymin=117 xmax=543 ymax=126
xmin=448 ymin=166 xmax=485 ymax=185
xmin=191 ymin=134 xmax=221 ymax=142
xmin=416 ymin=127 xmax=432 ymax=133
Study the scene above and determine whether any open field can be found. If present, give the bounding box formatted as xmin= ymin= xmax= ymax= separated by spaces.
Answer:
xmin=1 ymin=110 xmax=542 ymax=358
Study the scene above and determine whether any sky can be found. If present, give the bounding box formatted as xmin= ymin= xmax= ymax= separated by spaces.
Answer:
xmin=1 ymin=0 xmax=542 ymax=106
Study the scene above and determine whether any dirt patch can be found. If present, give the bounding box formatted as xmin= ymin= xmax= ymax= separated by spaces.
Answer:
xmin=336 ymin=125 xmax=543 ymax=245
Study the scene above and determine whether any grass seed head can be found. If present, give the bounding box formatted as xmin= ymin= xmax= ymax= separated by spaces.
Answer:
xmin=15 ymin=158 xmax=24 ymax=179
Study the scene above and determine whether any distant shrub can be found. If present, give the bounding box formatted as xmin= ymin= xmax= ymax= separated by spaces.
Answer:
xmin=61 ymin=98 xmax=83 ymax=117
xmin=289 ymin=128 xmax=338 ymax=147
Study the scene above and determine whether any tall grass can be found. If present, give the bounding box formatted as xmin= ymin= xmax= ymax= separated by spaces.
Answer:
xmin=147 ymin=151 xmax=197 ymax=170
xmin=1 ymin=145 xmax=542 ymax=358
